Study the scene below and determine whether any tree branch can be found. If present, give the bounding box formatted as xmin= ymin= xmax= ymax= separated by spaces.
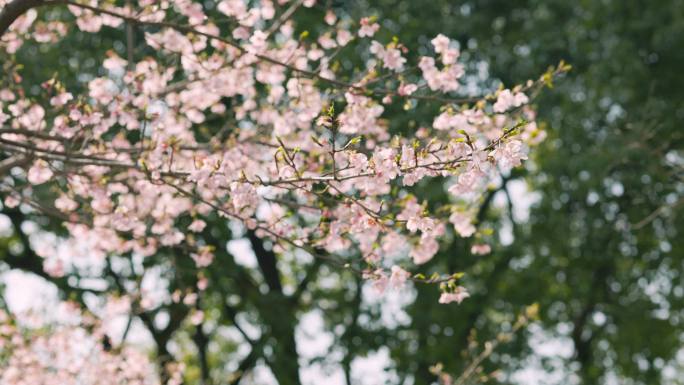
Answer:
xmin=247 ymin=230 xmax=282 ymax=293
xmin=193 ymin=310 xmax=212 ymax=385
xmin=0 ymin=155 xmax=31 ymax=177
xmin=1 ymin=207 xmax=101 ymax=303
xmin=0 ymin=0 xmax=45 ymax=37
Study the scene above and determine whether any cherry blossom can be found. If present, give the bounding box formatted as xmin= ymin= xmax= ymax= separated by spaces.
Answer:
xmin=471 ymin=244 xmax=492 ymax=255
xmin=0 ymin=306 xmax=164 ymax=385
xmin=0 ymin=1 xmax=573 ymax=379
xmin=358 ymin=17 xmax=380 ymax=38
xmin=493 ymin=89 xmax=530 ymax=113
xmin=370 ymin=41 xmax=406 ymax=72
xmin=438 ymin=286 xmax=471 ymax=304
xmin=27 ymin=160 xmax=53 ymax=185
xmin=410 ymin=233 xmax=441 ymax=265
xmin=491 ymin=140 xmax=529 ymax=171
xmin=450 ymin=212 xmax=477 ymax=238
xmin=0 ymin=0 xmax=565 ymax=340
xmin=188 ymin=219 xmax=207 ymax=232
xmin=389 ymin=265 xmax=412 ymax=288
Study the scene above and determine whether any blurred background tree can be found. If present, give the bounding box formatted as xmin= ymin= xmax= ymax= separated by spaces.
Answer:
xmin=1 ymin=1 xmax=683 ymax=384
xmin=346 ymin=0 xmax=684 ymax=384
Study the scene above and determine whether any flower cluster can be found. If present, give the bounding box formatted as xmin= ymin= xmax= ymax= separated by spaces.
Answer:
xmin=0 ymin=306 xmax=168 ymax=385
xmin=0 ymin=0 xmax=563 ymax=311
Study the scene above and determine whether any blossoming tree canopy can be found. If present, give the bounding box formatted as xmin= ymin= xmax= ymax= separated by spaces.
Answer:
xmin=0 ymin=306 xmax=177 ymax=385
xmin=0 ymin=0 xmax=566 ymax=308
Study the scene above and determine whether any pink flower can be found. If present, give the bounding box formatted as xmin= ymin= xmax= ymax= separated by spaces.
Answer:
xmin=471 ymin=243 xmax=491 ymax=255
xmin=188 ymin=219 xmax=207 ymax=232
xmin=103 ymin=54 xmax=128 ymax=72
xmin=440 ymin=63 xmax=464 ymax=91
xmin=230 ymin=182 xmax=258 ymax=215
xmin=442 ymin=48 xmax=460 ymax=65
xmin=431 ymin=34 xmax=450 ymax=54
xmin=4 ymin=195 xmax=20 ymax=208
xmin=17 ymin=104 xmax=45 ymax=129
xmin=180 ymin=1 xmax=208 ymax=25
xmin=325 ymin=10 xmax=337 ymax=25
xmin=397 ymin=198 xmax=435 ymax=233
xmin=381 ymin=232 xmax=408 ymax=257
xmin=336 ymin=29 xmax=353 ymax=46
xmin=318 ymin=33 xmax=337 ymax=49
xmin=398 ymin=82 xmax=418 ymax=96
xmin=88 ymin=77 xmax=117 ymax=104
xmin=91 ymin=189 xmax=113 ymax=214
xmin=491 ymin=140 xmax=528 ymax=170
xmin=450 ymin=212 xmax=476 ymax=237
xmin=190 ymin=310 xmax=205 ymax=325
xmin=232 ymin=26 xmax=250 ymax=40
xmin=371 ymin=147 xmax=399 ymax=182
xmin=410 ymin=234 xmax=439 ymax=264
xmin=55 ymin=194 xmax=78 ymax=211
xmin=448 ymin=168 xmax=486 ymax=196
xmin=248 ymin=30 xmax=268 ymax=53
xmin=382 ymin=47 xmax=406 ymax=71
xmin=364 ymin=269 xmax=388 ymax=294
xmin=338 ymin=96 xmax=384 ymax=135
xmin=197 ymin=275 xmax=209 ymax=291
xmin=389 ymin=265 xmax=411 ymax=289
xmin=184 ymin=292 xmax=198 ymax=306
xmin=191 ymin=246 xmax=215 ymax=267
xmin=172 ymin=290 xmax=182 ymax=303
xmin=358 ymin=17 xmax=379 ymax=37
xmin=74 ymin=12 xmax=103 ymax=33
xmin=27 ymin=160 xmax=53 ymax=185
xmin=438 ymin=286 xmax=470 ymax=304
xmin=349 ymin=152 xmax=369 ymax=171
xmin=44 ymin=258 xmax=65 ymax=277
xmin=370 ymin=41 xmax=406 ymax=72
xmin=419 ymin=55 xmax=463 ymax=92
xmin=493 ymin=89 xmax=529 ymax=113
xmin=49 ymin=92 xmax=73 ymax=107
xmin=218 ymin=0 xmax=248 ymax=18
xmin=431 ymin=34 xmax=460 ymax=65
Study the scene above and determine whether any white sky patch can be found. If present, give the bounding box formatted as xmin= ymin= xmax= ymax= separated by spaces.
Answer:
xmin=296 ymin=309 xmax=394 ymax=385
xmin=297 ymin=309 xmax=344 ymax=384
xmin=228 ymin=238 xmax=258 ymax=268
xmin=493 ymin=179 xmax=541 ymax=245
xmin=297 ymin=310 xmax=335 ymax=358
xmin=510 ymin=323 xmax=577 ymax=385
xmin=0 ymin=214 xmax=12 ymax=237
xmin=2 ymin=269 xmax=59 ymax=316
xmin=351 ymin=347 xmax=399 ymax=385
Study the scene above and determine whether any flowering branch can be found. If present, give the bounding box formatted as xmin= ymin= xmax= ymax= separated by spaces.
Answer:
xmin=0 ymin=0 xmax=567 ymax=320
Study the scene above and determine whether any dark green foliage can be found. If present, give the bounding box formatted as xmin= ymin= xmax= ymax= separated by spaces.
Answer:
xmin=350 ymin=0 xmax=684 ymax=383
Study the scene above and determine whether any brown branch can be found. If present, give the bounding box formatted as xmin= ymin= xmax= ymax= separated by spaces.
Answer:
xmin=50 ymin=0 xmax=488 ymax=105
xmin=247 ymin=230 xmax=283 ymax=293
xmin=631 ymin=196 xmax=684 ymax=230
xmin=265 ymin=0 xmax=303 ymax=36
xmin=0 ymin=0 xmax=45 ymax=37
xmin=0 ymin=154 xmax=31 ymax=176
